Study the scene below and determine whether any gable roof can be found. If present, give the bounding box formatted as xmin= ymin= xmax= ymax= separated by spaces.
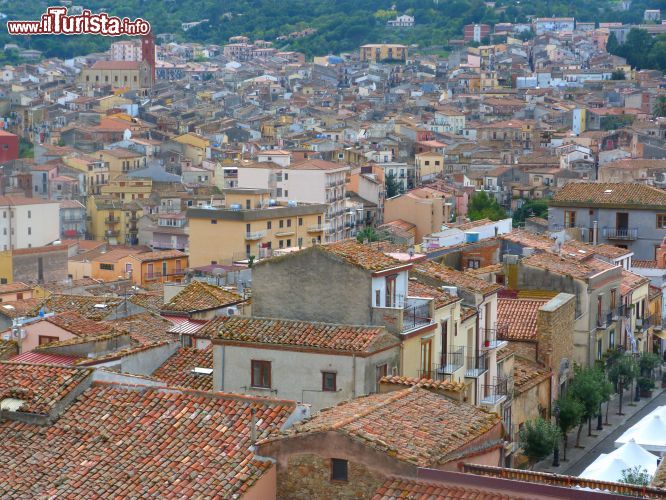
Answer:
xmin=161 ymin=281 xmax=243 ymax=314
xmin=45 ymin=311 xmax=114 ymax=337
xmin=551 ymin=182 xmax=666 ymax=209
xmin=152 ymin=347 xmax=213 ymax=391
xmin=214 ymin=316 xmax=397 ymax=355
xmin=320 ymin=240 xmax=408 ymax=273
xmin=413 ymin=261 xmax=503 ymax=297
xmin=373 ymin=477 xmax=520 ymax=499
xmin=0 ymin=362 xmax=92 ymax=415
xmin=261 ymin=387 xmax=500 ymax=467
xmin=521 ymin=252 xmax=618 ymax=281
xmin=0 ymin=385 xmax=295 ymax=497
xmin=408 ymin=280 xmax=460 ymax=309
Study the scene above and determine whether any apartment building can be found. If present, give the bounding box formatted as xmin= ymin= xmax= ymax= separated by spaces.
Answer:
xmin=549 ymin=182 xmax=666 ymax=260
xmin=187 ymin=188 xmax=327 ymax=267
xmin=87 ymin=196 xmax=142 ymax=246
xmin=237 ymin=156 xmax=351 ymax=242
xmin=62 ymin=153 xmax=109 ymax=196
xmin=60 ymin=200 xmax=87 ymax=240
xmin=100 ymin=176 xmax=152 ymax=202
xmin=96 ymin=148 xmax=147 ymax=179
xmin=359 ymin=44 xmax=408 ymax=62
xmin=384 ymin=187 xmax=451 ymax=243
xmin=0 ymin=196 xmax=60 ymax=251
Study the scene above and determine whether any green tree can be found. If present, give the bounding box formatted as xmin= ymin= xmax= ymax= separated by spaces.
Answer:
xmin=555 ymin=396 xmax=584 ymax=461
xmin=654 ymin=95 xmax=666 ymax=118
xmin=608 ymin=354 xmax=639 ymax=416
xmin=568 ymin=366 xmax=603 ymax=446
xmin=356 ymin=227 xmax=382 ymax=243
xmin=593 ymin=368 xmax=615 ymax=426
xmin=385 ymin=171 xmax=401 ymax=198
xmin=620 ymin=466 xmax=651 ymax=486
xmin=519 ymin=418 xmax=560 ymax=469
xmin=468 ymin=191 xmax=508 ymax=221
xmin=606 ymin=32 xmax=619 ymax=55
xmin=512 ymin=199 xmax=548 ymax=228
xmin=611 ymin=68 xmax=626 ymax=80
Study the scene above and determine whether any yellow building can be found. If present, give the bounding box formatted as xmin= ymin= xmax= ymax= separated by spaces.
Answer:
xmin=187 ymin=188 xmax=327 ymax=266
xmin=415 ymin=152 xmax=445 ymax=182
xmin=101 ymin=176 xmax=153 ymax=202
xmin=62 ymin=153 xmax=109 ymax=196
xmin=79 ymin=60 xmax=153 ymax=90
xmin=359 ymin=44 xmax=408 ymax=62
xmin=96 ymin=148 xmax=147 ymax=179
xmin=171 ymin=133 xmax=211 ymax=165
xmin=98 ymin=94 xmax=132 ymax=112
xmin=87 ymin=195 xmax=143 ymax=245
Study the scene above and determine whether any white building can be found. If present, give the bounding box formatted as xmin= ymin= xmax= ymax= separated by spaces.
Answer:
xmin=110 ymin=40 xmax=142 ymax=62
xmin=237 ymin=156 xmax=351 ymax=242
xmin=387 ymin=15 xmax=415 ymax=27
xmin=0 ymin=196 xmax=60 ymax=251
xmin=534 ymin=17 xmax=575 ymax=35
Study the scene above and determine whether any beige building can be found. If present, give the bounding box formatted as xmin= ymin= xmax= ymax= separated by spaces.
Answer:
xmin=96 ymin=148 xmax=147 ymax=179
xmin=360 ymin=44 xmax=408 ymax=62
xmin=384 ymin=188 xmax=450 ymax=244
xmin=101 ymin=176 xmax=153 ymax=202
xmin=237 ymin=157 xmax=351 ymax=242
xmin=80 ymin=60 xmax=153 ymax=90
xmin=187 ymin=188 xmax=327 ymax=266
xmin=62 ymin=153 xmax=109 ymax=196
xmin=415 ymin=152 xmax=445 ymax=182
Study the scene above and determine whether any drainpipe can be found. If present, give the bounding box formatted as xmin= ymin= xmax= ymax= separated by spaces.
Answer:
xmin=352 ymin=354 xmax=357 ymax=398
xmin=592 ymin=220 xmax=598 ymax=246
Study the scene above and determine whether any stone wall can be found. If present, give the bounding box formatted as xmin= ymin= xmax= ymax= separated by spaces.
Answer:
xmin=13 ymin=247 xmax=68 ymax=284
xmin=252 ymin=248 xmax=373 ymax=325
xmin=277 ymin=453 xmax=387 ymax=500
xmin=537 ymin=293 xmax=576 ymax=389
xmin=508 ymin=340 xmax=537 ymax=361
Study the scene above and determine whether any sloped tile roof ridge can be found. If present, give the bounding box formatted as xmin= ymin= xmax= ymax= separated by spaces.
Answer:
xmin=328 ymin=386 xmax=417 ymax=431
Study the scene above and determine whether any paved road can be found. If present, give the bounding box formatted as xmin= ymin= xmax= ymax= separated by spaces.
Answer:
xmin=564 ymin=390 xmax=666 ymax=476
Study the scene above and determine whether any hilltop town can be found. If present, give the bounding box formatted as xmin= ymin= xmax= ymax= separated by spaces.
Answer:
xmin=1 ymin=9 xmax=666 ymax=498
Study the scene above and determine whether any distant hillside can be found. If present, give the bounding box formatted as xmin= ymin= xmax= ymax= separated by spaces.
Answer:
xmin=1 ymin=0 xmax=662 ymax=60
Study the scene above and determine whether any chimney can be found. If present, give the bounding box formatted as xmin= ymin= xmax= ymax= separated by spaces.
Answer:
xmin=592 ymin=220 xmax=598 ymax=246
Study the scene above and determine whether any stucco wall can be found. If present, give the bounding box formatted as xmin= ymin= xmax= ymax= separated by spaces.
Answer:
xmin=253 ymin=248 xmax=373 ymax=325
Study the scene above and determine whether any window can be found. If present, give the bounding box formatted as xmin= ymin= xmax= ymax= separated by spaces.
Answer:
xmin=298 ymin=217 xmax=303 ymax=226
xmin=267 ymin=221 xmax=272 ymax=230
xmin=27 ymin=227 xmax=31 ymax=235
xmin=297 ymin=237 xmax=303 ymax=247
xmin=279 ymin=220 xmax=284 ymax=228
xmin=658 ymin=214 xmax=666 ymax=229
xmin=609 ymin=329 xmax=615 ymax=349
xmin=27 ymin=210 xmax=31 ymax=219
xmin=284 ymin=173 xmax=288 ymax=180
xmin=100 ymin=263 xmax=114 ymax=271
xmin=251 ymin=360 xmax=271 ymax=388
xmin=279 ymin=240 xmax=284 ymax=249
xmin=330 ymin=459 xmax=348 ymax=482
xmin=39 ymin=335 xmax=59 ymax=345
xmin=246 ymin=199 xmax=251 ymax=209
xmin=467 ymin=259 xmax=480 ymax=269
xmin=287 ymin=219 xmax=292 ymax=227
xmin=322 ymin=372 xmax=337 ymax=391
xmin=246 ymin=223 xmax=251 ymax=234
xmin=286 ymin=239 xmax=291 ymax=247
xmin=16 ymin=293 xmax=22 ymax=300
xmin=564 ymin=210 xmax=576 ymax=228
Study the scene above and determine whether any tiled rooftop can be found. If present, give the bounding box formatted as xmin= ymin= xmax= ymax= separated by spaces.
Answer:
xmin=43 ymin=295 xmax=122 ymax=321
xmin=215 ymin=316 xmax=398 ymax=354
xmin=413 ymin=261 xmax=503 ymax=296
xmin=152 ymin=347 xmax=213 ymax=391
xmin=321 ymin=239 xmax=405 ymax=272
xmin=104 ymin=312 xmax=174 ymax=345
xmin=513 ymin=356 xmax=552 ymax=394
xmin=408 ymin=280 xmax=460 ymax=309
xmin=497 ymin=298 xmax=548 ymax=341
xmin=380 ymin=375 xmax=466 ymax=393
xmin=161 ymin=281 xmax=243 ymax=314
xmin=0 ymin=385 xmax=295 ymax=497
xmin=521 ymin=252 xmax=617 ymax=281
xmin=0 ymin=362 xmax=92 ymax=415
xmin=551 ymin=182 xmax=666 ymax=208
xmin=128 ymin=292 xmax=165 ymax=312
xmin=46 ymin=311 xmax=113 ymax=337
xmin=373 ymin=477 xmax=519 ymax=499
xmin=264 ymin=387 xmax=500 ymax=467
xmin=0 ymin=298 xmax=43 ymax=319
xmin=621 ymin=269 xmax=649 ymax=295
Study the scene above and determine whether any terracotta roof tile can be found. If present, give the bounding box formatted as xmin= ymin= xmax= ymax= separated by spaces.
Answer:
xmin=104 ymin=312 xmax=174 ymax=345
xmin=497 ymin=298 xmax=548 ymax=341
xmin=380 ymin=375 xmax=466 ymax=393
xmin=0 ymin=385 xmax=295 ymax=497
xmin=521 ymin=252 xmax=617 ymax=281
xmin=214 ymin=316 xmax=397 ymax=354
xmin=0 ymin=298 xmax=44 ymax=319
xmin=264 ymin=387 xmax=500 ymax=467
xmin=621 ymin=269 xmax=650 ymax=295
xmin=373 ymin=477 xmax=519 ymax=499
xmin=0 ymin=362 xmax=91 ymax=414
xmin=513 ymin=357 xmax=552 ymax=393
xmin=408 ymin=281 xmax=460 ymax=309
xmin=46 ymin=311 xmax=113 ymax=337
xmin=161 ymin=281 xmax=243 ymax=314
xmin=551 ymin=182 xmax=666 ymax=209
xmin=321 ymin=239 xmax=405 ymax=272
xmin=413 ymin=261 xmax=503 ymax=296
xmin=152 ymin=347 xmax=213 ymax=391
xmin=43 ymin=295 xmax=121 ymax=321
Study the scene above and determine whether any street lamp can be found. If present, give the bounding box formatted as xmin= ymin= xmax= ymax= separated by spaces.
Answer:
xmin=552 ymin=405 xmax=560 ymax=467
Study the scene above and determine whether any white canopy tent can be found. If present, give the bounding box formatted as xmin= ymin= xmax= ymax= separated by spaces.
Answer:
xmin=615 ymin=414 xmax=666 ymax=453
xmin=580 ymin=440 xmax=658 ymax=482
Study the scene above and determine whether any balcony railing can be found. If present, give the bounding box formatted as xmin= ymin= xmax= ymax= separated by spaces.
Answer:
xmin=105 ymin=229 xmax=119 ymax=237
xmin=402 ymin=302 xmax=433 ymax=332
xmin=105 ymin=216 xmax=119 ymax=224
xmin=481 ymin=324 xmax=509 ymax=349
xmin=433 ymin=346 xmax=465 ymax=376
xmin=597 ymin=310 xmax=615 ymax=329
xmin=602 ymin=227 xmax=638 ymax=241
xmin=481 ymin=377 xmax=510 ymax=405
xmin=144 ymin=270 xmax=186 ymax=281
xmin=307 ymin=225 xmax=328 ymax=233
xmin=245 ymin=230 xmax=266 ymax=240
xmin=465 ymin=352 xmax=489 ymax=377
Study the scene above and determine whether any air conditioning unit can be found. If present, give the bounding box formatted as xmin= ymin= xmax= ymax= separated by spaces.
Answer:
xmin=442 ymin=286 xmax=458 ymax=297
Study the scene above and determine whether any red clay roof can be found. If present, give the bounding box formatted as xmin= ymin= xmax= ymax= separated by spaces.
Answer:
xmin=497 ymin=298 xmax=548 ymax=341
xmin=91 ymin=60 xmax=141 ymax=70
xmin=321 ymin=239 xmax=406 ymax=272
xmin=373 ymin=477 xmax=519 ymax=499
xmin=161 ymin=281 xmax=243 ymax=314
xmin=152 ymin=347 xmax=213 ymax=391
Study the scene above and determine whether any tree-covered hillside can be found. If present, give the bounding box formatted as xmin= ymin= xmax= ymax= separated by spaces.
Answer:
xmin=1 ymin=0 xmax=663 ymax=60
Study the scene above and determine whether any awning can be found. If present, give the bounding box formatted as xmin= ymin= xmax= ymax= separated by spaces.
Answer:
xmin=655 ymin=331 xmax=666 ymax=340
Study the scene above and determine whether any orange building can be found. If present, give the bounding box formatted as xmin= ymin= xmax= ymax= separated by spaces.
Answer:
xmin=119 ymin=250 xmax=188 ymax=287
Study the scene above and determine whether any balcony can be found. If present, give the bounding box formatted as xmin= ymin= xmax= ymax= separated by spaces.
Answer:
xmin=432 ymin=347 xmax=465 ymax=377
xmin=602 ymin=227 xmax=638 ymax=241
xmin=480 ymin=378 xmax=509 ymax=406
xmin=465 ymin=352 xmax=489 ymax=378
xmin=144 ymin=270 xmax=186 ymax=281
xmin=105 ymin=216 xmax=119 ymax=224
xmin=597 ymin=310 xmax=615 ymax=329
xmin=245 ymin=230 xmax=266 ymax=241
xmin=480 ymin=324 xmax=509 ymax=350
xmin=612 ymin=304 xmax=627 ymax=320
xmin=105 ymin=230 xmax=119 ymax=238
xmin=307 ymin=224 xmax=328 ymax=233
xmin=402 ymin=302 xmax=433 ymax=333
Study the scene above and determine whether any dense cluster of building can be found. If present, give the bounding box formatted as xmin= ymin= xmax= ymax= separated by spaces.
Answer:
xmin=0 ymin=10 xmax=665 ymax=498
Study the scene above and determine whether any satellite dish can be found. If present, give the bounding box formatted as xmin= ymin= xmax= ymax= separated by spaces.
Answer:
xmin=123 ymin=129 xmax=132 ymax=141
